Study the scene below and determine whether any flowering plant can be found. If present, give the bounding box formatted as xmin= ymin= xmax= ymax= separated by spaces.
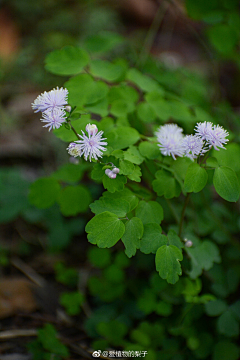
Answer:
xmin=30 ymin=45 xmax=240 ymax=287
xmin=26 ymin=41 xmax=240 ymax=359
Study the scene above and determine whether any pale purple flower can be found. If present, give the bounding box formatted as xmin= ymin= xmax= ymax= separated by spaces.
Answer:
xmin=194 ymin=121 xmax=213 ymax=141
xmin=194 ymin=122 xmax=229 ymax=151
xmin=32 ymin=87 xmax=68 ymax=113
xmin=40 ymin=107 xmax=67 ymax=131
xmin=182 ymin=135 xmax=206 ymax=160
xmin=74 ymin=124 xmax=107 ymax=162
xmin=66 ymin=143 xmax=82 ymax=158
xmin=155 ymin=124 xmax=185 ymax=160
xmin=207 ymin=124 xmax=229 ymax=150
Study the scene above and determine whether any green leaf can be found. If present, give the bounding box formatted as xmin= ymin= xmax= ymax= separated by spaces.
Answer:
xmin=145 ymin=92 xmax=171 ymax=121
xmin=155 ymin=245 xmax=183 ymax=284
xmin=119 ymin=159 xmax=135 ymax=175
xmin=135 ymin=200 xmax=164 ymax=225
xmin=45 ymin=46 xmax=89 ymax=75
xmin=205 ymin=299 xmax=228 ymax=316
xmin=136 ymin=102 xmax=156 ymax=123
xmin=212 ymin=143 xmax=240 ymax=173
xmin=51 ymin=163 xmax=89 ymax=183
xmin=85 ymin=211 xmax=125 ymax=248
xmin=167 ymin=230 xmax=184 ymax=249
xmin=184 ymin=163 xmax=208 ymax=193
xmin=57 ymin=185 xmax=91 ymax=216
xmin=206 ymin=156 xmax=219 ymax=168
xmin=106 ymin=126 xmax=140 ymax=150
xmin=29 ymin=178 xmax=61 ymax=209
xmin=60 ymin=291 xmax=84 ymax=316
xmin=127 ymin=165 xmax=142 ymax=182
xmin=139 ymin=142 xmax=160 ymax=159
xmin=102 ymin=174 xmax=127 ymax=193
xmin=65 ymin=74 xmax=108 ymax=107
xmin=98 ymin=117 xmax=115 ymax=133
xmin=89 ymin=59 xmax=125 ymax=82
xmin=108 ymin=84 xmax=139 ymax=103
xmin=213 ymin=341 xmax=239 ymax=360
xmin=97 ymin=320 xmax=128 ymax=346
xmin=127 ymin=68 xmax=164 ymax=93
xmin=38 ymin=324 xmax=69 ymax=357
xmin=110 ymin=99 xmax=134 ymax=117
xmin=185 ymin=0 xmax=218 ymax=20
xmin=217 ymin=310 xmax=239 ymax=337
xmin=153 ymin=170 xmax=181 ymax=198
xmin=91 ymin=163 xmax=105 ymax=181
xmin=90 ymin=197 xmax=130 ymax=217
xmin=140 ymin=223 xmax=167 ymax=254
xmin=137 ymin=290 xmax=157 ymax=315
xmin=124 ymin=146 xmax=145 ymax=165
xmin=187 ymin=240 xmax=221 ymax=279
xmin=88 ymin=247 xmax=111 ymax=268
xmin=84 ymin=97 xmax=109 ymax=117
xmin=121 ymin=217 xmax=144 ymax=258
xmin=84 ymin=31 xmax=124 ymax=53
xmin=102 ymin=188 xmax=139 ymax=211
xmin=207 ymin=24 xmax=238 ymax=54
xmin=172 ymin=157 xmax=196 ymax=181
xmin=155 ymin=301 xmax=173 ymax=316
xmin=213 ymin=166 xmax=240 ymax=202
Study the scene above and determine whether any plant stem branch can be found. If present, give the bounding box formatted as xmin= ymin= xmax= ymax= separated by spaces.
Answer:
xmin=69 ymin=123 xmax=81 ymax=140
xmin=178 ymin=193 xmax=190 ymax=238
xmin=137 ymin=1 xmax=169 ymax=68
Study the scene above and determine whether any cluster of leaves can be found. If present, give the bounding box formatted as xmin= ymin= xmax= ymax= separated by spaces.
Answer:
xmin=0 ymin=168 xmax=86 ymax=252
xmin=186 ymin=0 xmax=240 ymax=61
xmin=49 ymin=247 xmax=240 ymax=360
xmin=28 ymin=323 xmax=69 ymax=360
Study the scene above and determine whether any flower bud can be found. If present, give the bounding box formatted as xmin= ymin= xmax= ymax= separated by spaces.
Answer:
xmin=105 ymin=169 xmax=111 ymax=176
xmin=69 ymin=156 xmax=79 ymax=164
xmin=86 ymin=123 xmax=98 ymax=136
xmin=65 ymin=105 xmax=72 ymax=113
xmin=112 ymin=167 xmax=120 ymax=174
xmin=108 ymin=171 xmax=117 ymax=179
xmin=185 ymin=240 xmax=193 ymax=248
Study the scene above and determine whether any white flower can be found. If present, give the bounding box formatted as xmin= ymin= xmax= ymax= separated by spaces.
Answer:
xmin=194 ymin=121 xmax=229 ymax=151
xmin=155 ymin=124 xmax=185 ymax=160
xmin=40 ymin=107 xmax=67 ymax=131
xmin=73 ymin=124 xmax=107 ymax=162
xmin=182 ymin=135 xmax=206 ymax=160
xmin=67 ymin=143 xmax=82 ymax=158
xmin=32 ymin=87 xmax=68 ymax=113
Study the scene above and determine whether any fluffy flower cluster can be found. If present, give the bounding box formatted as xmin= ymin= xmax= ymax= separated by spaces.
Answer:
xmin=67 ymin=124 xmax=107 ymax=162
xmin=32 ymin=87 xmax=68 ymax=131
xmin=155 ymin=121 xmax=229 ymax=161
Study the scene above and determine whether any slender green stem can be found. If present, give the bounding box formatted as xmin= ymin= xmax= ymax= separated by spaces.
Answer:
xmin=137 ymin=1 xmax=169 ymax=68
xmin=166 ymin=198 xmax=180 ymax=224
xmin=69 ymin=122 xmax=81 ymax=140
xmin=178 ymin=193 xmax=190 ymax=238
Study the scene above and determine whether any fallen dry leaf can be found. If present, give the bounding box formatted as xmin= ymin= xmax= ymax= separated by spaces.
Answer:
xmin=0 ymin=278 xmax=37 ymax=319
